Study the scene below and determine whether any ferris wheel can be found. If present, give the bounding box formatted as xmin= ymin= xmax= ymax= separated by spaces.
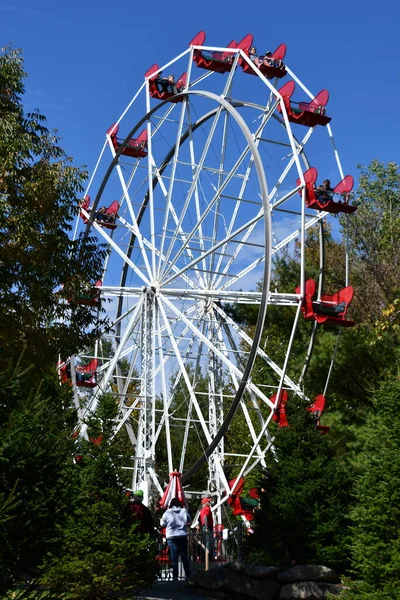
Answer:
xmin=71 ymin=31 xmax=356 ymax=514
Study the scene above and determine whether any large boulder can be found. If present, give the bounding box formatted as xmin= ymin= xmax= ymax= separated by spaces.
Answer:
xmin=278 ymin=566 xmax=340 ymax=584
xmin=190 ymin=566 xmax=280 ymax=600
xmin=226 ymin=563 xmax=280 ymax=580
xmin=280 ymin=582 xmax=342 ymax=599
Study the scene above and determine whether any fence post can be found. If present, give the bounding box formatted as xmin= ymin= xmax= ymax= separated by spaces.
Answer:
xmin=236 ymin=524 xmax=243 ymax=563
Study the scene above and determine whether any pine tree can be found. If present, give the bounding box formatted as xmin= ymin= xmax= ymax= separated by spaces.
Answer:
xmin=41 ymin=395 xmax=155 ymax=599
xmin=0 ymin=359 xmax=76 ymax=592
xmin=248 ymin=400 xmax=353 ymax=573
xmin=339 ymin=379 xmax=400 ymax=599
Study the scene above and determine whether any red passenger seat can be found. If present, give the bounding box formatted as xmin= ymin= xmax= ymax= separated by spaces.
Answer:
xmin=58 ymin=358 xmax=98 ymax=388
xmin=239 ymin=37 xmax=287 ymax=79
xmin=296 ymin=167 xmax=357 ymax=215
xmin=278 ymin=81 xmax=331 ymax=126
xmin=189 ymin=31 xmax=238 ymax=74
xmin=295 ymin=279 xmax=355 ymax=328
xmin=68 ymin=280 xmax=102 ymax=306
xmin=145 ymin=64 xmax=187 ymax=102
xmin=75 ymin=358 xmax=98 ymax=388
xmin=79 ymin=195 xmax=91 ymax=224
xmin=106 ymin=123 xmax=148 ymax=158
xmin=96 ymin=200 xmax=119 ymax=230
xmin=79 ymin=197 xmax=120 ymax=228
xmin=271 ymin=389 xmax=289 ymax=427
xmin=308 ymin=394 xmax=331 ymax=433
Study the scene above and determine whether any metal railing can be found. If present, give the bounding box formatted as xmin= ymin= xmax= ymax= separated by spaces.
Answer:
xmin=155 ymin=525 xmax=246 ymax=581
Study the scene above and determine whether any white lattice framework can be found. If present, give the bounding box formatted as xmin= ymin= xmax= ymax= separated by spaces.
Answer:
xmin=70 ymin=39 xmax=350 ymax=510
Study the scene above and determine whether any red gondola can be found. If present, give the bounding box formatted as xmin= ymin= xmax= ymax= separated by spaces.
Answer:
xmin=189 ymin=31 xmax=239 ymax=74
xmin=94 ymin=200 xmax=119 ymax=230
xmin=271 ymin=389 xmax=289 ymax=427
xmin=89 ymin=434 xmax=103 ymax=446
xmin=297 ymin=167 xmax=357 ymax=215
xmin=59 ymin=358 xmax=98 ymax=388
xmin=79 ymin=195 xmax=91 ymax=224
xmin=79 ymin=196 xmax=119 ymax=230
xmin=239 ymin=35 xmax=287 ymax=79
xmin=68 ymin=279 xmax=102 ymax=307
xmin=278 ymin=81 xmax=331 ymax=126
xmin=59 ymin=361 xmax=70 ymax=385
xmin=308 ymin=394 xmax=330 ymax=434
xmin=145 ymin=65 xmax=187 ymax=102
xmin=226 ymin=478 xmax=260 ymax=527
xmin=295 ymin=279 xmax=355 ymax=328
xmin=106 ymin=123 xmax=148 ymax=158
xmin=75 ymin=358 xmax=98 ymax=388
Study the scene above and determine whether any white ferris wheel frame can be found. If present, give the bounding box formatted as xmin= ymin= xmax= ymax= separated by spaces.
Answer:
xmin=70 ymin=41 xmax=350 ymax=512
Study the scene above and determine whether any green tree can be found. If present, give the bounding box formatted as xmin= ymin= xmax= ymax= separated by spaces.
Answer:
xmin=302 ymin=162 xmax=400 ymax=414
xmin=343 ymin=160 xmax=400 ymax=324
xmin=0 ymin=359 xmax=76 ymax=592
xmin=41 ymin=396 xmax=155 ymax=599
xmin=247 ymin=400 xmax=353 ymax=573
xmin=0 ymin=45 xmax=106 ymax=373
xmin=339 ymin=379 xmax=400 ymax=600
xmin=0 ymin=45 xmax=109 ymax=594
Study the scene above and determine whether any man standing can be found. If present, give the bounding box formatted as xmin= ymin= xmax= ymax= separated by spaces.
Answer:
xmin=199 ymin=498 xmax=214 ymax=558
xmin=199 ymin=497 xmax=213 ymax=531
xmin=128 ymin=490 xmax=154 ymax=536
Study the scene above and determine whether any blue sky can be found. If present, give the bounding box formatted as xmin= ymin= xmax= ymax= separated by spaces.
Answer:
xmin=2 ymin=0 xmax=399 ymax=182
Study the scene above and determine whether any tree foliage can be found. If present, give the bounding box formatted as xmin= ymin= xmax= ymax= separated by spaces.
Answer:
xmin=339 ymin=379 xmax=400 ymax=599
xmin=239 ymin=160 xmax=400 ymax=582
xmin=0 ymin=45 xmax=148 ymax=596
xmin=0 ymin=359 xmax=75 ymax=592
xmin=41 ymin=396 xmax=155 ymax=600
xmin=0 ymin=45 xmax=106 ymax=373
xmin=344 ymin=160 xmax=400 ymax=323
xmin=248 ymin=401 xmax=352 ymax=573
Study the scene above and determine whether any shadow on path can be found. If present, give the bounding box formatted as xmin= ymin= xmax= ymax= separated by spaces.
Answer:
xmin=135 ymin=579 xmax=209 ymax=600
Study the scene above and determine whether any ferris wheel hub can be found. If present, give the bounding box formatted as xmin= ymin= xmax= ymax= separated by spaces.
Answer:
xmin=150 ymin=282 xmax=160 ymax=296
xmin=204 ymin=297 xmax=214 ymax=314
xmin=142 ymin=283 xmax=160 ymax=297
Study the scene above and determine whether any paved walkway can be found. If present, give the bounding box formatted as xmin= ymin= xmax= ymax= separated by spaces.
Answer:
xmin=135 ymin=580 xmax=210 ymax=599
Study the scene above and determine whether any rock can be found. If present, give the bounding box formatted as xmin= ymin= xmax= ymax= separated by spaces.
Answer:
xmin=226 ymin=563 xmax=280 ymax=580
xmin=191 ymin=566 xmax=280 ymax=600
xmin=280 ymin=581 xmax=342 ymax=599
xmin=278 ymin=565 xmax=340 ymax=584
xmin=225 ymin=561 xmax=243 ymax=573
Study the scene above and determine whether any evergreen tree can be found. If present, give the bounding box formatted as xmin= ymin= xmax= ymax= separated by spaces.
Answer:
xmin=339 ymin=379 xmax=400 ymax=599
xmin=41 ymin=395 xmax=155 ymax=599
xmin=0 ymin=359 xmax=76 ymax=592
xmin=247 ymin=401 xmax=353 ymax=573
